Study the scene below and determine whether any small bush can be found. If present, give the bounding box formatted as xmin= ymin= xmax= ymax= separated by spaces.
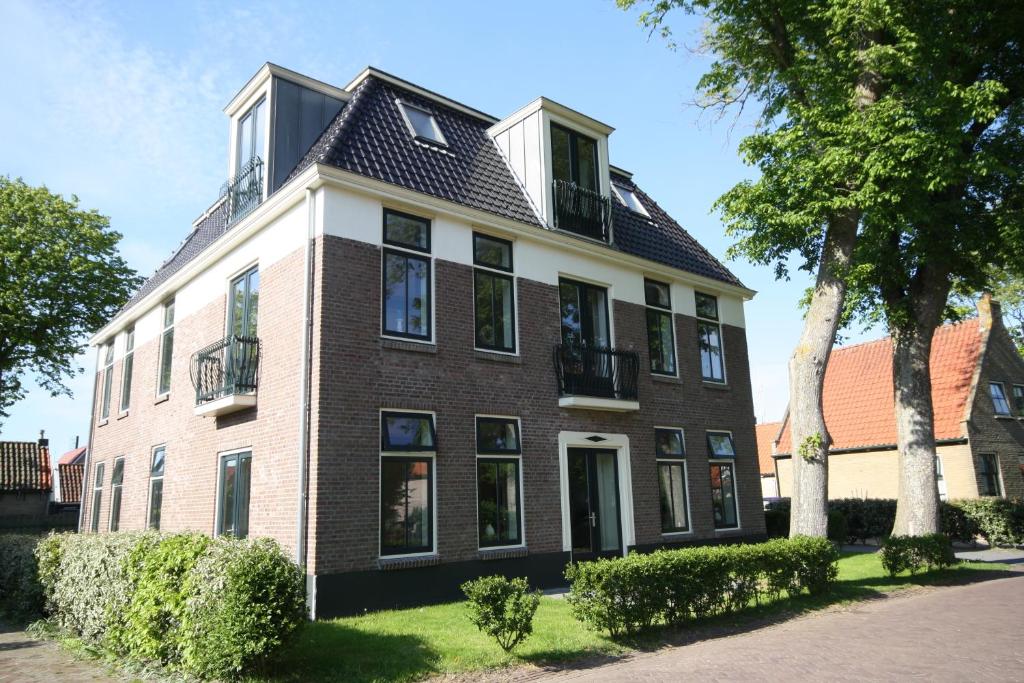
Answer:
xmin=461 ymin=575 xmax=541 ymax=653
xmin=0 ymin=534 xmax=45 ymax=621
xmin=881 ymin=534 xmax=957 ymax=576
xmin=565 ymin=537 xmax=838 ymax=637
xmin=827 ymin=510 xmax=849 ymax=545
xmin=949 ymin=499 xmax=1024 ymax=547
xmin=940 ymin=503 xmax=979 ymax=543
xmin=763 ymin=508 xmax=789 ymax=538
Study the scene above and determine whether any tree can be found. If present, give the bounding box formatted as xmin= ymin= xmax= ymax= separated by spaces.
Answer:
xmin=620 ymin=0 xmax=894 ymax=536
xmin=953 ymin=269 xmax=1024 ymax=355
xmin=0 ymin=177 xmax=140 ymax=423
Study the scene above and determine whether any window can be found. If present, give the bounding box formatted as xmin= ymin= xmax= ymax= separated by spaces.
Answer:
xmin=612 ymin=184 xmax=649 ymax=217
xmin=236 ymin=97 xmax=266 ymax=174
xmin=90 ymin=462 xmax=104 ymax=532
xmin=655 ymin=428 xmax=688 ymax=534
xmin=397 ymin=100 xmax=447 ymax=146
xmin=709 ymin=462 xmax=739 ymax=529
xmin=148 ymin=446 xmax=165 ymax=530
xmin=551 ymin=123 xmax=598 ymax=192
xmin=99 ymin=341 xmax=115 ymax=420
xmin=476 ymin=417 xmax=522 ymax=547
xmin=229 ymin=266 xmax=260 ymax=338
xmin=109 ymin=457 xmax=124 ymax=531
xmin=119 ymin=328 xmax=134 ymax=412
xmin=978 ymin=454 xmax=1001 ymax=497
xmin=559 ymin=279 xmax=610 ymax=349
xmin=218 ymin=451 xmax=252 ymax=539
xmin=1012 ymin=385 xmax=1024 ymax=417
xmin=991 ymin=383 xmax=1011 ymax=415
xmin=157 ymin=299 xmax=175 ymax=395
xmin=476 ymin=417 xmax=521 ymax=454
xmin=381 ymin=411 xmax=436 ymax=556
xmin=707 ymin=431 xmax=736 ymax=457
xmin=645 ymin=279 xmax=676 ymax=375
xmin=935 ymin=455 xmax=947 ymax=501
xmin=382 ymin=210 xmax=432 ymax=340
xmin=473 ymin=233 xmax=516 ymax=353
xmin=696 ymin=292 xmax=725 ymax=382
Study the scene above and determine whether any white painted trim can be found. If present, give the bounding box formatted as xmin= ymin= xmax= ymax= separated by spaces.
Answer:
xmin=696 ymin=292 xmax=729 ymax=385
xmin=708 ymin=458 xmax=742 ymax=532
xmin=488 ymin=96 xmax=614 ymax=138
xmin=395 ymin=98 xmax=449 ymax=147
xmin=644 ymin=278 xmax=680 ymax=379
xmin=471 ymin=231 xmax=521 ymax=356
xmin=379 ymin=212 xmax=437 ymax=344
xmin=378 ymin=409 xmax=438 ymax=559
xmin=655 ymin=458 xmax=693 ymax=536
xmin=557 ymin=431 xmax=635 ymax=557
xmin=558 ymin=396 xmax=640 ymax=412
xmin=473 ymin=414 xmax=526 ymax=551
xmin=107 ymin=456 xmax=125 ymax=532
xmin=225 ymin=62 xmax=351 ymax=116
xmin=213 ymin=447 xmax=254 ymax=537
xmin=194 ymin=393 xmax=257 ymax=417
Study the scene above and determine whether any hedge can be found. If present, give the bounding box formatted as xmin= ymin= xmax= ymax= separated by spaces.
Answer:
xmin=565 ymin=537 xmax=838 ymax=637
xmin=34 ymin=532 xmax=305 ymax=679
xmin=765 ymin=498 xmax=1023 ymax=546
xmin=0 ymin=534 xmax=46 ymax=621
xmin=881 ymin=534 xmax=957 ymax=576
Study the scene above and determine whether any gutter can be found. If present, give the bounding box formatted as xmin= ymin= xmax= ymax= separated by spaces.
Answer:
xmin=295 ymin=187 xmax=316 ymax=612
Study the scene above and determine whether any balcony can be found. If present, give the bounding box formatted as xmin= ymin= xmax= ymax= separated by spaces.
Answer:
xmin=553 ymin=344 xmax=640 ymax=412
xmin=221 ymin=156 xmax=264 ymax=224
xmin=552 ymin=179 xmax=612 ymax=242
xmin=190 ymin=335 xmax=261 ymax=417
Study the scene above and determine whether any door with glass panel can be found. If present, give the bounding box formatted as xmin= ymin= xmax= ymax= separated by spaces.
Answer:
xmin=567 ymin=448 xmax=622 ymax=560
xmin=558 ymin=279 xmax=612 ymax=396
xmin=227 ymin=267 xmax=259 ymax=391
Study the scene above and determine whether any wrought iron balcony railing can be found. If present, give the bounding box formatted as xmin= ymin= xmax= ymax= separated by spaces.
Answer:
xmin=553 ymin=343 xmax=639 ymax=401
xmin=189 ymin=335 xmax=261 ymax=407
xmin=552 ymin=179 xmax=612 ymax=242
xmin=221 ymin=156 xmax=264 ymax=224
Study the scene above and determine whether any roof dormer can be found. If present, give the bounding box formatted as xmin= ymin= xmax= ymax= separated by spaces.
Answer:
xmin=222 ymin=63 xmax=349 ymax=224
xmin=489 ymin=98 xmax=614 ymax=242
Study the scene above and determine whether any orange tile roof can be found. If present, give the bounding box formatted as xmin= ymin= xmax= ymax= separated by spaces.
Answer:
xmin=777 ymin=319 xmax=982 ymax=454
xmin=58 ymin=463 xmax=84 ymax=504
xmin=756 ymin=422 xmax=782 ymax=475
xmin=0 ymin=441 xmax=52 ymax=492
xmin=58 ymin=446 xmax=87 ymax=466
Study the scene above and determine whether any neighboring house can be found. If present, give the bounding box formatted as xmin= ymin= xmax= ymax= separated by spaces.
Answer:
xmin=756 ymin=421 xmax=782 ymax=499
xmin=55 ymin=446 xmax=87 ymax=505
xmin=80 ymin=63 xmax=765 ymax=616
xmin=770 ymin=296 xmax=1024 ymax=501
xmin=0 ymin=437 xmax=52 ymax=528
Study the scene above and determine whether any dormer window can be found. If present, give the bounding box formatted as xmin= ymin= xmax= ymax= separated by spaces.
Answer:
xmin=612 ymin=183 xmax=650 ymax=217
xmin=398 ymin=100 xmax=447 ymax=146
xmin=551 ymin=124 xmax=597 ymax=192
xmin=550 ymin=123 xmax=611 ymax=241
xmin=236 ymin=98 xmax=266 ymax=174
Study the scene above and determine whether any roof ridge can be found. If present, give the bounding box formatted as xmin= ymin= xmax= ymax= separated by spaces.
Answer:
xmin=831 ymin=317 xmax=979 ymax=355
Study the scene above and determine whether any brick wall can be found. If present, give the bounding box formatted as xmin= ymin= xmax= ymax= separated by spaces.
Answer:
xmin=311 ymin=236 xmax=764 ymax=576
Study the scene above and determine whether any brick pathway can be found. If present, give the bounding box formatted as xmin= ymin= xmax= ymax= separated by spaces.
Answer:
xmin=0 ymin=626 xmax=118 ymax=683
xmin=510 ymin=572 xmax=1024 ymax=682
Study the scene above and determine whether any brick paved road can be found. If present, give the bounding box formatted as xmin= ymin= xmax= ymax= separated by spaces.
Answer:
xmin=0 ymin=625 xmax=117 ymax=683
xmin=518 ymin=572 xmax=1024 ymax=682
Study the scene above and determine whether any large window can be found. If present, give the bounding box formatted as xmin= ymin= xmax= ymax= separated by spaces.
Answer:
xmin=109 ymin=457 xmax=124 ymax=531
xmin=559 ymin=278 xmax=610 ymax=349
xmin=148 ymin=446 xmax=165 ymax=530
xmin=990 ymin=383 xmax=1011 ymax=415
xmin=218 ymin=451 xmax=252 ymax=539
xmin=707 ymin=430 xmax=738 ymax=529
xmin=476 ymin=417 xmax=523 ymax=548
xmin=978 ymin=454 xmax=1001 ymax=497
xmin=236 ymin=97 xmax=265 ymax=175
xmin=381 ymin=411 xmax=435 ymax=556
xmin=655 ymin=428 xmax=689 ymax=534
xmin=473 ymin=233 xmax=516 ymax=353
xmin=119 ymin=328 xmax=134 ymax=413
xmin=157 ymin=299 xmax=175 ymax=396
xmin=645 ymin=279 xmax=676 ymax=375
xmin=696 ymin=292 xmax=725 ymax=382
xmin=229 ymin=266 xmax=260 ymax=338
xmin=99 ymin=341 xmax=115 ymax=420
xmin=1013 ymin=385 xmax=1024 ymax=417
xmin=551 ymin=123 xmax=598 ymax=192
xmin=382 ymin=210 xmax=432 ymax=341
xmin=90 ymin=462 xmax=104 ymax=532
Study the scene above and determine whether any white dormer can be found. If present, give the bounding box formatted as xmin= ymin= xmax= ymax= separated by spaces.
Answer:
xmin=489 ymin=98 xmax=614 ymax=242
xmin=223 ymin=63 xmax=350 ymax=222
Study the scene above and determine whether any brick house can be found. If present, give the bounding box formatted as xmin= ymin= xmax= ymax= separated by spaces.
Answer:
xmin=0 ymin=437 xmax=52 ymax=529
xmin=81 ymin=63 xmax=765 ymax=616
xmin=766 ymin=296 xmax=1024 ymax=502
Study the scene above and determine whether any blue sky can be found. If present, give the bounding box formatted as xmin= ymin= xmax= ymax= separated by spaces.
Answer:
xmin=0 ymin=0 xmax=872 ymax=455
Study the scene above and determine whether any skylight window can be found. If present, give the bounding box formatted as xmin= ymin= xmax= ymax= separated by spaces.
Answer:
xmin=612 ymin=183 xmax=650 ymax=217
xmin=397 ymin=100 xmax=447 ymax=146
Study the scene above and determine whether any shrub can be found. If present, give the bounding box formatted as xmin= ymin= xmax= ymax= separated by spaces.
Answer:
xmin=881 ymin=534 xmax=957 ymax=576
xmin=763 ymin=508 xmax=789 ymax=538
xmin=949 ymin=499 xmax=1024 ymax=547
xmin=0 ymin=534 xmax=45 ymax=621
xmin=461 ymin=575 xmax=541 ymax=653
xmin=940 ymin=502 xmax=979 ymax=543
xmin=827 ymin=510 xmax=849 ymax=545
xmin=830 ymin=499 xmax=897 ymax=543
xmin=565 ymin=537 xmax=838 ymax=637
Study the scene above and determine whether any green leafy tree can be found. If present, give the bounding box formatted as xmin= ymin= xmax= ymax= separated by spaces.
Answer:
xmin=952 ymin=269 xmax=1024 ymax=355
xmin=0 ymin=177 xmax=139 ymax=423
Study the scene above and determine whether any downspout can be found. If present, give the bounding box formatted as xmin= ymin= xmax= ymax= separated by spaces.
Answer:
xmin=77 ymin=351 xmax=101 ymax=532
xmin=296 ymin=187 xmax=316 ymax=613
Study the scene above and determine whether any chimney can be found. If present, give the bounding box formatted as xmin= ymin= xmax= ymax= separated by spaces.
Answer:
xmin=977 ymin=292 xmax=1003 ymax=333
xmin=38 ymin=429 xmax=48 ymax=449
xmin=74 ymin=435 xmax=80 ymax=449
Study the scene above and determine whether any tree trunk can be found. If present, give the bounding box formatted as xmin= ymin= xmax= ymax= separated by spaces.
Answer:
xmin=891 ymin=271 xmax=952 ymax=536
xmin=789 ymin=210 xmax=858 ymax=537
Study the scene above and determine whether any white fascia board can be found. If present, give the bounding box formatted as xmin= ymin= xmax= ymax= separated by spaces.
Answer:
xmin=345 ymin=67 xmax=498 ymax=123
xmin=311 ymin=164 xmax=757 ymax=301
xmin=225 ymin=63 xmax=351 ymax=116
xmin=489 ymin=97 xmax=615 ymax=139
xmin=609 ymin=164 xmax=634 ymax=179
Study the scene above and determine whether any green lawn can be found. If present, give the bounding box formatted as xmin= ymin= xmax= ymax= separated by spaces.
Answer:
xmin=254 ymin=552 xmax=1009 ymax=683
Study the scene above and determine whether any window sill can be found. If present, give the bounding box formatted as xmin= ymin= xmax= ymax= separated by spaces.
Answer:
xmin=994 ymin=414 xmax=1015 ymax=420
xmin=154 ymin=394 xmax=170 ymax=405
xmin=116 ymin=410 xmax=130 ymax=421
xmin=478 ymin=546 xmax=528 ymax=561
xmin=702 ymin=381 xmax=730 ymax=391
xmin=377 ymin=554 xmax=440 ymax=571
xmin=96 ymin=418 xmax=109 ymax=427
xmin=661 ymin=530 xmax=692 ymax=538
xmin=380 ymin=337 xmax=437 ymax=354
xmin=651 ymin=374 xmax=681 ymax=384
xmin=474 ymin=350 xmax=521 ymax=364
xmin=714 ymin=526 xmax=743 ymax=535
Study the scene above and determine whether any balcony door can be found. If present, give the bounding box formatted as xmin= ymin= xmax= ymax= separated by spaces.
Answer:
xmin=568 ymin=448 xmax=622 ymax=560
xmin=551 ymin=124 xmax=598 ymax=192
xmin=226 ymin=267 xmax=259 ymax=391
xmin=559 ymin=279 xmax=613 ymax=396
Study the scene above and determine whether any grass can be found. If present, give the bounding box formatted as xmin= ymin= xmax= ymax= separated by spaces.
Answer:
xmin=252 ymin=551 xmax=1012 ymax=683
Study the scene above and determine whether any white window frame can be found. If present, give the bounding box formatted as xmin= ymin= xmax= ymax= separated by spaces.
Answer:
xmin=654 ymin=426 xmax=691 ymax=536
xmin=378 ymin=409 xmax=438 ymax=559
xmin=147 ymin=444 xmax=167 ymax=530
xmin=98 ymin=339 xmax=115 ymax=421
xmin=707 ymin=429 xmax=741 ymax=531
xmin=119 ymin=327 xmax=134 ymax=414
xmin=156 ymin=298 xmax=175 ymax=397
xmin=1011 ymin=384 xmax=1024 ymax=418
xmin=90 ymin=461 xmax=105 ymax=533
xmin=696 ymin=291 xmax=727 ymax=384
xmin=380 ymin=208 xmax=436 ymax=345
xmin=213 ymin=446 xmax=254 ymax=538
xmin=472 ymin=232 xmax=520 ymax=356
xmin=611 ymin=183 xmax=650 ymax=217
xmin=644 ymin=278 xmax=679 ymax=378
xmin=990 ymin=382 xmax=1012 ymax=416
xmin=396 ymin=99 xmax=448 ymax=147
xmin=474 ymin=415 xmax=526 ymax=551
xmin=108 ymin=456 xmax=125 ymax=532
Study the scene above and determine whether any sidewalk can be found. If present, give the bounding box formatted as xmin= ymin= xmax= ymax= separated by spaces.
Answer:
xmin=0 ymin=625 xmax=117 ymax=683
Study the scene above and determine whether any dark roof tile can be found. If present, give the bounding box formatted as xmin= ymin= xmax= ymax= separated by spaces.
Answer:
xmin=0 ymin=441 xmax=51 ymax=493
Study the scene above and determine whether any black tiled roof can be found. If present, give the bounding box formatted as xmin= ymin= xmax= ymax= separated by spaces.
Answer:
xmin=121 ymin=71 xmax=743 ymax=317
xmin=0 ymin=441 xmax=51 ymax=493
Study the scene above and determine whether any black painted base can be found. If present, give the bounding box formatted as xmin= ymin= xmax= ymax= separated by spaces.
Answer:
xmin=312 ymin=551 xmax=571 ymax=618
